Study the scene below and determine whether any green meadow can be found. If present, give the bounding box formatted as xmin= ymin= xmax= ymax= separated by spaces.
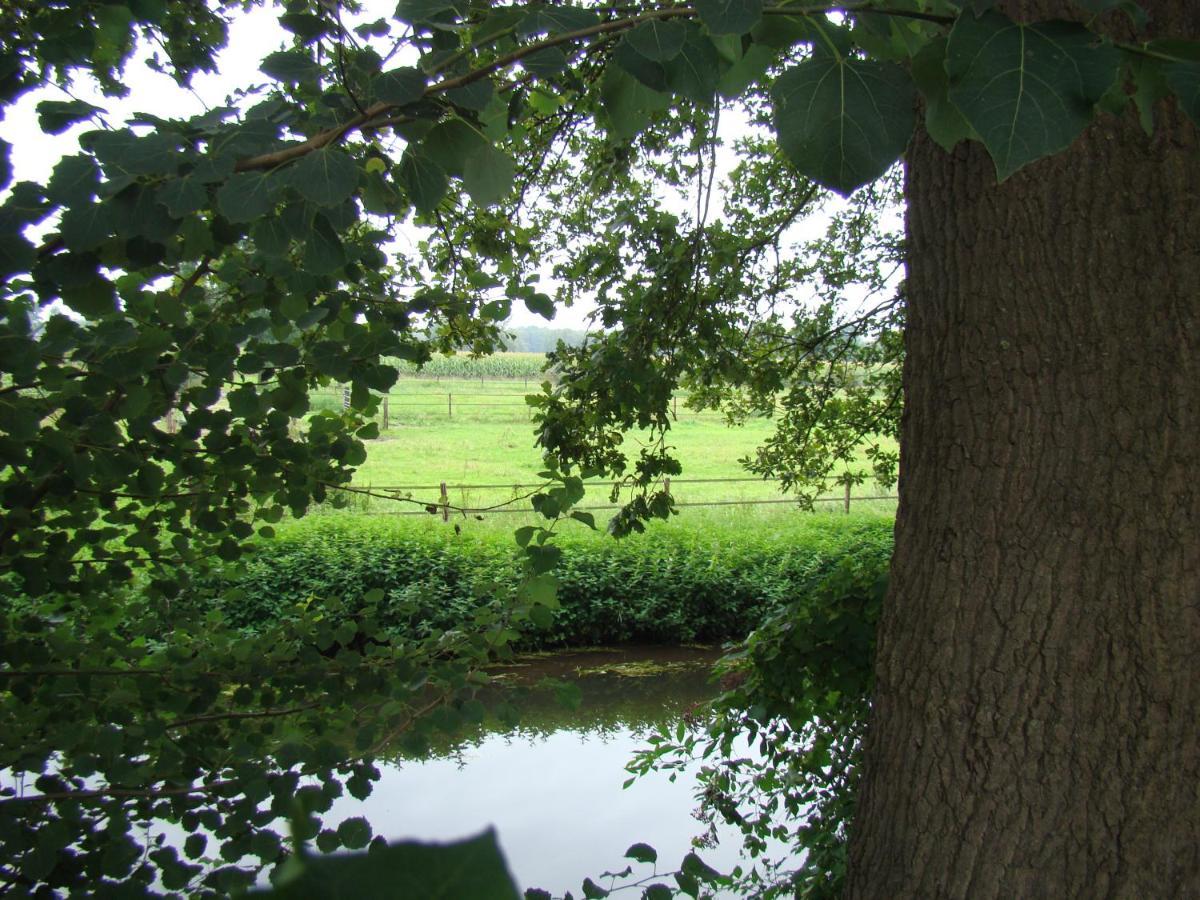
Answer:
xmin=304 ymin=367 xmax=899 ymax=533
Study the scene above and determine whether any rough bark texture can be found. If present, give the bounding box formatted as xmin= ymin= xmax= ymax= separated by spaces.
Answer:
xmin=846 ymin=2 xmax=1200 ymax=896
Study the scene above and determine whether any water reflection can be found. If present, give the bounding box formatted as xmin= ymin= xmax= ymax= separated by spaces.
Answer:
xmin=335 ymin=646 xmax=753 ymax=896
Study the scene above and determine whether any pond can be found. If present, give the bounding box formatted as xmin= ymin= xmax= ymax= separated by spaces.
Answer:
xmin=1 ymin=646 xmax=781 ymax=896
xmin=328 ymin=645 xmax=765 ymax=896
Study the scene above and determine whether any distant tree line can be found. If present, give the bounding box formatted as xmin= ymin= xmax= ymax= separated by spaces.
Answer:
xmin=502 ymin=325 xmax=589 ymax=353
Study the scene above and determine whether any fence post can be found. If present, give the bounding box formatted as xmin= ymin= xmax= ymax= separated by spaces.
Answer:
xmin=672 ymin=396 xmax=677 ymax=420
xmin=663 ymin=477 xmax=671 ymax=497
xmin=381 ymin=395 xmax=389 ymax=430
xmin=342 ymin=385 xmax=351 ymax=410
xmin=448 ymin=393 xmax=453 ymax=418
xmin=440 ymin=482 xmax=449 ymax=522
xmin=844 ymin=481 xmax=852 ymax=514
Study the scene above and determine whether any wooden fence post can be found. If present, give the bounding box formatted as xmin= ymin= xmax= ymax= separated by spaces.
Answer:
xmin=342 ymin=385 xmax=351 ymax=410
xmin=663 ymin=476 xmax=671 ymax=496
xmin=844 ymin=481 xmax=852 ymax=514
xmin=440 ymin=482 xmax=449 ymax=522
xmin=448 ymin=393 xmax=453 ymax=418
xmin=381 ymin=395 xmax=389 ymax=430
xmin=672 ymin=396 xmax=677 ymax=420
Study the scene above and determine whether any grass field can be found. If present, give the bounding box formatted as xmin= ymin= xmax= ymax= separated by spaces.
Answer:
xmin=306 ymin=372 xmax=899 ymax=533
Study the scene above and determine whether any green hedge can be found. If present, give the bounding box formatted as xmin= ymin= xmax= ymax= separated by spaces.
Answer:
xmin=195 ymin=516 xmax=895 ymax=649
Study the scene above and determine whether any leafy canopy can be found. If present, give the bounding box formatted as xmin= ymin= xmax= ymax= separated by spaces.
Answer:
xmin=0 ymin=0 xmax=1190 ymax=894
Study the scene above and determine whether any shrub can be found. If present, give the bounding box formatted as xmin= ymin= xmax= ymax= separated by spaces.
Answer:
xmin=190 ymin=516 xmax=895 ymax=650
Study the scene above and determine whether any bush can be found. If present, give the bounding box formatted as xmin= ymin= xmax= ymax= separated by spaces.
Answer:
xmin=191 ymin=516 xmax=895 ymax=650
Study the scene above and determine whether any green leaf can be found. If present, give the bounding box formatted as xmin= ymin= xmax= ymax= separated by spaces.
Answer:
xmin=718 ymin=42 xmax=775 ymax=98
xmin=524 ymin=293 xmax=554 ymax=319
xmin=626 ymin=21 xmax=687 ymax=62
xmin=293 ymin=148 xmax=359 ymax=207
xmin=600 ymin=64 xmax=671 ymax=141
xmin=397 ymin=149 xmax=448 ymax=214
xmin=1127 ymin=56 xmax=1167 ymax=135
xmin=695 ymin=0 xmax=762 ymax=36
xmin=36 ymin=99 xmax=102 ymax=135
xmin=525 ymin=542 xmax=561 ymax=575
xmin=520 ymin=574 xmax=559 ymax=608
xmin=423 ymin=119 xmax=488 ymax=178
xmin=1163 ymin=59 xmax=1200 ymax=128
xmin=0 ymin=139 xmax=9 ymax=192
xmin=680 ymin=852 xmax=721 ymax=882
xmin=945 ymin=11 xmax=1121 ymax=181
xmin=613 ymin=38 xmax=669 ymax=92
xmin=910 ymin=37 xmax=976 ymax=152
xmin=251 ymin=215 xmax=293 ymax=257
xmin=336 ymin=817 xmax=372 ymax=850
xmin=90 ymin=130 xmax=182 ymax=177
xmin=281 ymin=11 xmax=329 ymax=42
xmin=570 ymin=510 xmax=596 ymax=530
xmin=375 ymin=67 xmax=426 ymax=105
xmin=183 ymin=834 xmax=207 ymax=860
xmin=772 ymin=51 xmax=915 ymax=196
xmin=446 ymin=79 xmax=494 ymax=111
xmin=60 ymin=201 xmax=113 ymax=251
xmin=46 ymin=154 xmax=101 ymax=207
xmin=217 ymin=172 xmax=283 ymax=223
xmin=157 ymin=175 xmax=207 ymax=218
xmin=61 ymin=272 xmax=118 ymax=318
xmin=1077 ymin=0 xmax=1148 ymax=29
xmin=305 ymin=214 xmax=345 ymax=275
xmin=642 ymin=886 xmax=673 ymax=900
xmin=582 ymin=878 xmax=610 ymax=899
xmin=254 ymin=829 xmax=520 ymax=899
xmin=674 ymin=872 xmax=700 ymax=897
xmin=625 ymin=842 xmax=657 ymax=864
xmin=529 ymin=603 xmax=555 ymax=628
xmin=663 ymin=24 xmax=721 ymax=104
xmin=517 ymin=7 xmax=599 ymax=36
xmin=463 ymin=145 xmax=515 ymax=207
xmin=260 ymin=49 xmax=321 ymax=85
xmin=522 ymin=47 xmax=568 ymax=79
xmin=395 ymin=0 xmax=462 ymax=25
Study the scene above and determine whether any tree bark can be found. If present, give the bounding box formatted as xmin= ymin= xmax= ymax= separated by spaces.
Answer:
xmin=846 ymin=2 xmax=1200 ymax=896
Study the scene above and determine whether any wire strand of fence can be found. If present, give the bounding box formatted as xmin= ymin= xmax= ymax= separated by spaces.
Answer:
xmin=352 ymin=476 xmax=803 ymax=491
xmin=329 ymin=495 xmax=899 ymax=517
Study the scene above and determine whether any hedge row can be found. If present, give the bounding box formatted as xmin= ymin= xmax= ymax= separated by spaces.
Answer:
xmin=195 ymin=516 xmax=895 ymax=649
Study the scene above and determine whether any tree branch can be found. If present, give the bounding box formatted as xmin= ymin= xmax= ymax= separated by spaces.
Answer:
xmin=0 ymin=779 xmax=239 ymax=806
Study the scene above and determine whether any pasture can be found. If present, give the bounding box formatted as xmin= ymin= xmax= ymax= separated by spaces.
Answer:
xmin=304 ymin=360 xmax=899 ymax=533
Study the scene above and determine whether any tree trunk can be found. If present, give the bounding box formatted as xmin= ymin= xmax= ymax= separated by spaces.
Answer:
xmin=846 ymin=3 xmax=1200 ymax=896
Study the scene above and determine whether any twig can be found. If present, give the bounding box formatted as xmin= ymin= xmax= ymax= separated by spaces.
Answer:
xmin=164 ymin=701 xmax=322 ymax=731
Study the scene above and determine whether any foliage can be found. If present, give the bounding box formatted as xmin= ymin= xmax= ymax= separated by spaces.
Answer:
xmin=1 ymin=0 xmax=1193 ymax=893
xmin=191 ymin=516 xmax=895 ymax=649
xmin=589 ymin=542 xmax=890 ymax=899
xmin=256 ymin=828 xmax=521 ymax=899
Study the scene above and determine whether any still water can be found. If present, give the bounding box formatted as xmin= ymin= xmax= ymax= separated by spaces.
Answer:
xmin=331 ymin=646 xmax=759 ymax=895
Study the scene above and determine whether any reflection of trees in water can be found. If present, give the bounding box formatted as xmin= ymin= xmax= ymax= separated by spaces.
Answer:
xmin=0 ymin=647 xmax=717 ymax=893
xmin=386 ymin=649 xmax=720 ymax=762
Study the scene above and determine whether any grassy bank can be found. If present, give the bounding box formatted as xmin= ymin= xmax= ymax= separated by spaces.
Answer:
xmin=200 ymin=513 xmax=895 ymax=649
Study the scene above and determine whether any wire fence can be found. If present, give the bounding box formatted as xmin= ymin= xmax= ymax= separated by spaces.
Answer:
xmin=324 ymin=475 xmax=898 ymax=519
xmin=311 ymin=389 xmax=714 ymax=423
